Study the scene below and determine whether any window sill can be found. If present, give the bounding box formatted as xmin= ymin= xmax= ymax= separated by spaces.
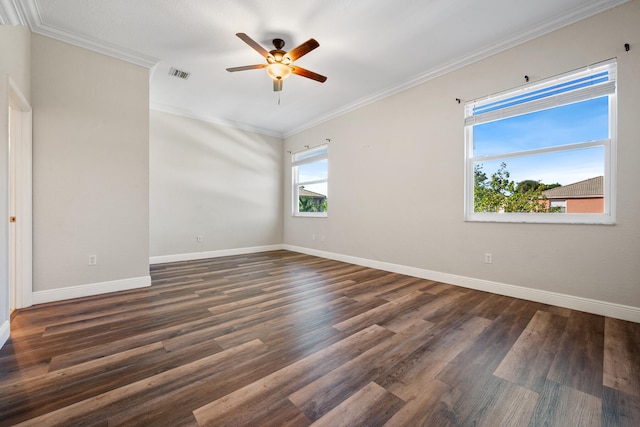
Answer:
xmin=293 ymin=212 xmax=327 ymax=218
xmin=465 ymin=212 xmax=615 ymax=225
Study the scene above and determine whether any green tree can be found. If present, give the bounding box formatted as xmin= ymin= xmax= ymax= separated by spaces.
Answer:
xmin=516 ymin=179 xmax=561 ymax=193
xmin=299 ymin=196 xmax=327 ymax=213
xmin=474 ymin=163 xmax=553 ymax=213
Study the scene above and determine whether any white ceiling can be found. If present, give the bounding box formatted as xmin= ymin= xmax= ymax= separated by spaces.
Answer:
xmin=3 ymin=0 xmax=628 ymax=137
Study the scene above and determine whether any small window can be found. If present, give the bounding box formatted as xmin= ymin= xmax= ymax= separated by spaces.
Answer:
xmin=549 ymin=200 xmax=567 ymax=213
xmin=292 ymin=145 xmax=328 ymax=217
xmin=464 ymin=60 xmax=616 ymax=224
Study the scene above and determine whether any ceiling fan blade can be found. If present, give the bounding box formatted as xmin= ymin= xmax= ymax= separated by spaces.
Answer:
xmin=273 ymin=79 xmax=283 ymax=92
xmin=235 ymin=33 xmax=271 ymax=59
xmin=284 ymin=38 xmax=320 ymax=62
xmin=226 ymin=64 xmax=267 ymax=72
xmin=291 ymin=66 xmax=327 ymax=83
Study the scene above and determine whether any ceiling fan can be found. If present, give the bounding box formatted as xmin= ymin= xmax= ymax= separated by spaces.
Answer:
xmin=226 ymin=33 xmax=327 ymax=92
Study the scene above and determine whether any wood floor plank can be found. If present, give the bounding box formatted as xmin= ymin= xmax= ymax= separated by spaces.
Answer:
xmin=192 ymin=325 xmax=393 ymax=426
xmin=0 ymin=250 xmax=638 ymax=426
xmin=494 ymin=310 xmax=567 ymax=392
xmin=453 ymin=376 xmax=539 ymax=427
xmin=288 ymin=321 xmax=435 ymax=421
xmin=107 ymin=326 xmax=344 ymax=427
xmin=382 ymin=379 xmax=461 ymax=427
xmin=9 ymin=339 xmax=269 ymax=426
xmin=380 ymin=288 xmax=466 ymax=333
xmin=547 ymin=310 xmax=605 ymax=398
xmin=529 ymin=380 xmax=602 ymax=427
xmin=603 ymin=317 xmax=640 ymax=397
xmin=310 ymin=381 xmax=405 ymax=427
xmin=378 ymin=315 xmax=492 ymax=401
xmin=436 ymin=298 xmax=543 ymax=393
xmin=602 ymin=386 xmax=640 ymax=427
xmin=0 ymin=342 xmax=167 ymax=419
xmin=332 ymin=290 xmax=435 ymax=335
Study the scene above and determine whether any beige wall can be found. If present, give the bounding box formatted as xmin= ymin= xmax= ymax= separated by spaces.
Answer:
xmin=0 ymin=25 xmax=31 ymax=337
xmin=284 ymin=0 xmax=640 ymax=309
xmin=31 ymin=35 xmax=150 ymax=292
xmin=150 ymin=110 xmax=283 ymax=258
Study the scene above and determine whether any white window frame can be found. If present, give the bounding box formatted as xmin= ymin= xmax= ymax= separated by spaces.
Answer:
xmin=464 ymin=60 xmax=617 ymax=224
xmin=292 ymin=144 xmax=328 ymax=218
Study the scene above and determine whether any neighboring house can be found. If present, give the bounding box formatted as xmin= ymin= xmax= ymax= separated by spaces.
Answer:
xmin=542 ymin=176 xmax=603 ymax=213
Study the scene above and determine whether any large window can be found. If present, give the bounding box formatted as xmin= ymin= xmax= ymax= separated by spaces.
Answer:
xmin=464 ymin=60 xmax=616 ymax=224
xmin=292 ymin=145 xmax=328 ymax=217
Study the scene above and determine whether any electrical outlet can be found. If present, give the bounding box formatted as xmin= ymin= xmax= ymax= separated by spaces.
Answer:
xmin=484 ymin=253 xmax=493 ymax=264
xmin=88 ymin=255 xmax=97 ymax=266
xmin=197 ymin=235 xmax=203 ymax=243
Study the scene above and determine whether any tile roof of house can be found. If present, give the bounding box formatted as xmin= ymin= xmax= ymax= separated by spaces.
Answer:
xmin=543 ymin=176 xmax=603 ymax=199
xmin=299 ymin=188 xmax=326 ymax=198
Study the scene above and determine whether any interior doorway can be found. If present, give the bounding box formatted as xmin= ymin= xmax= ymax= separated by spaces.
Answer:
xmin=7 ymin=78 xmax=33 ymax=314
xmin=9 ymin=104 xmax=16 ymax=314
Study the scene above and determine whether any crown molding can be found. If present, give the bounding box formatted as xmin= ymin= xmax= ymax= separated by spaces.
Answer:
xmin=7 ymin=0 xmax=628 ymax=136
xmin=19 ymin=0 xmax=159 ymax=69
xmin=284 ymin=0 xmax=629 ymax=137
xmin=0 ymin=0 xmax=25 ymax=25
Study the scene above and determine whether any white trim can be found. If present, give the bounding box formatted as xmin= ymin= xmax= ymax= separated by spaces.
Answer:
xmin=472 ymin=139 xmax=609 ymax=164
xmin=149 ymin=245 xmax=285 ymax=265
xmin=0 ymin=0 xmax=26 ymax=25
xmin=0 ymin=319 xmax=9 ymax=350
xmin=19 ymin=0 xmax=158 ymax=69
xmin=292 ymin=212 xmax=328 ymax=218
xmin=283 ymin=245 xmax=640 ymax=324
xmin=32 ymin=276 xmax=151 ymax=305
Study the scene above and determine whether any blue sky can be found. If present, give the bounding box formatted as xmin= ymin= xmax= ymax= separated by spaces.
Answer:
xmin=473 ymin=97 xmax=608 ymax=185
xmin=298 ymin=159 xmax=328 ymax=196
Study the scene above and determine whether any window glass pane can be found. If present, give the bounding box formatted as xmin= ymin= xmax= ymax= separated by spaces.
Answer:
xmin=475 ymin=146 xmax=604 ymax=187
xmin=473 ymin=146 xmax=604 ymax=213
xmin=298 ymin=159 xmax=328 ymax=182
xmin=473 ymin=97 xmax=609 ymax=157
xmin=292 ymin=144 xmax=328 ymax=217
xmin=298 ymin=183 xmax=327 ymax=213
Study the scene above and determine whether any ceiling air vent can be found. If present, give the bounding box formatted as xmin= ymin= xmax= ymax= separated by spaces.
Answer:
xmin=169 ymin=67 xmax=190 ymax=80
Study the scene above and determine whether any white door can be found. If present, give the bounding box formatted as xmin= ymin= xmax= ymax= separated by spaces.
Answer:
xmin=7 ymin=78 xmax=33 ymax=312
xmin=8 ymin=105 xmax=17 ymax=314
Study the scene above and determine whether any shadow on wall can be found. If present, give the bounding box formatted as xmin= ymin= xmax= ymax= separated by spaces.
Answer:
xmin=149 ymin=111 xmax=284 ymax=255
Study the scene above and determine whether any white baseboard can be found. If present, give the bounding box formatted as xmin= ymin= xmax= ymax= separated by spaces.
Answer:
xmin=149 ymin=244 xmax=285 ymax=265
xmin=283 ymin=245 xmax=640 ymax=324
xmin=0 ymin=320 xmax=9 ymax=350
xmin=32 ymin=275 xmax=151 ymax=305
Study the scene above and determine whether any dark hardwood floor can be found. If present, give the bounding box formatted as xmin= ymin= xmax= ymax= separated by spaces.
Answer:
xmin=1 ymin=250 xmax=639 ymax=426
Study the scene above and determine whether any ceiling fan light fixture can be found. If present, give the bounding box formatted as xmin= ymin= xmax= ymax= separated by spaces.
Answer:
xmin=227 ymin=33 xmax=326 ymax=90
xmin=266 ymin=63 xmax=292 ymax=80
